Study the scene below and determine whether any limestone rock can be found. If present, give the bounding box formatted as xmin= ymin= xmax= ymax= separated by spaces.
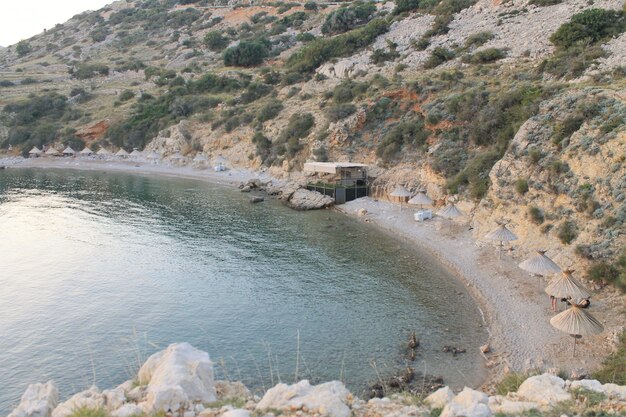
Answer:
xmin=287 ymin=189 xmax=334 ymax=210
xmin=602 ymin=383 xmax=626 ymax=400
xmin=52 ymin=387 xmax=105 ymax=417
xmin=256 ymin=380 xmax=350 ymax=417
xmin=102 ymin=387 xmax=126 ymax=411
xmin=516 ymin=374 xmax=571 ymax=406
xmin=425 ymin=386 xmax=455 ymax=409
xmin=488 ymin=396 xmax=539 ymax=414
xmin=570 ymin=379 xmax=604 ymax=393
xmin=480 ymin=344 xmax=491 ymax=354
xmin=221 ymin=410 xmax=250 ymax=417
xmin=137 ymin=343 xmax=217 ymax=412
xmin=214 ymin=381 xmax=252 ymax=401
xmin=8 ymin=382 xmax=58 ymax=417
xmin=357 ymin=208 xmax=368 ymax=217
xmin=111 ymin=404 xmax=144 ymax=417
xmin=440 ymin=387 xmax=491 ymax=417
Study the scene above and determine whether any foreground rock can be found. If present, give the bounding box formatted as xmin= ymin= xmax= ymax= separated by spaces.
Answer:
xmin=256 ymin=380 xmax=351 ymax=417
xmin=10 ymin=344 xmax=626 ymax=417
xmin=287 ymin=189 xmax=334 ymax=210
xmin=137 ymin=342 xmax=217 ymax=412
xmin=8 ymin=382 xmax=58 ymax=417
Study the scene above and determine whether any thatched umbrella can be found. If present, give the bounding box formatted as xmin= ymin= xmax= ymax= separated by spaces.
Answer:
xmin=193 ymin=153 xmax=208 ymax=162
xmin=29 ymin=146 xmax=43 ymax=157
xmin=437 ymin=203 xmax=463 ymax=219
xmin=62 ymin=146 xmax=75 ymax=156
xmin=80 ymin=147 xmax=93 ymax=156
xmin=97 ymin=148 xmax=111 ymax=156
xmin=130 ymin=149 xmax=143 ymax=158
xmin=485 ymin=223 xmax=518 ymax=259
xmin=146 ymin=151 xmax=161 ymax=161
xmin=116 ymin=148 xmax=129 ymax=157
xmin=45 ymin=147 xmax=60 ymax=156
xmin=519 ymin=250 xmax=562 ymax=290
xmin=390 ymin=185 xmax=412 ymax=210
xmin=408 ymin=190 xmax=433 ymax=209
xmin=545 ymin=269 xmax=590 ymax=301
xmin=550 ymin=302 xmax=603 ymax=356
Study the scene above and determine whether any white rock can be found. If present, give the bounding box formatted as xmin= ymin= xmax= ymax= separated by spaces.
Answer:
xmin=256 ymin=380 xmax=350 ymax=417
xmin=569 ymin=379 xmax=604 ymax=393
xmin=102 ymin=387 xmax=126 ymax=411
xmin=516 ymin=374 xmax=571 ymax=406
xmin=221 ymin=410 xmax=250 ymax=417
xmin=425 ymin=387 xmax=455 ymax=409
xmin=8 ymin=382 xmax=58 ymax=417
xmin=602 ymin=383 xmax=626 ymax=400
xmin=287 ymin=189 xmax=334 ymax=210
xmin=440 ymin=387 xmax=491 ymax=417
xmin=214 ymin=381 xmax=251 ymax=401
xmin=111 ymin=404 xmax=144 ymax=417
xmin=488 ymin=396 xmax=539 ymax=414
xmin=52 ymin=387 xmax=105 ymax=417
xmin=137 ymin=343 xmax=217 ymax=412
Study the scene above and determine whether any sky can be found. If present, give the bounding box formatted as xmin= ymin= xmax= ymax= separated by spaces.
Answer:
xmin=0 ymin=0 xmax=113 ymax=47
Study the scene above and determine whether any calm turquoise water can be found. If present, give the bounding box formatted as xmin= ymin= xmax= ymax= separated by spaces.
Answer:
xmin=0 ymin=168 xmax=487 ymax=413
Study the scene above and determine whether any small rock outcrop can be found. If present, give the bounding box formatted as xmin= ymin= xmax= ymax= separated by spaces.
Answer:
xmin=287 ymin=189 xmax=334 ymax=210
xmin=137 ymin=342 xmax=217 ymax=412
xmin=425 ymin=386 xmax=455 ymax=409
xmin=52 ymin=387 xmax=105 ymax=417
xmin=8 ymin=382 xmax=58 ymax=417
xmin=256 ymin=380 xmax=351 ymax=417
xmin=516 ymin=374 xmax=571 ymax=406
xmin=440 ymin=387 xmax=491 ymax=417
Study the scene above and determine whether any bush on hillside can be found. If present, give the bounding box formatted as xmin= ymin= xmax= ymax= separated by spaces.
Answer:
xmin=528 ymin=206 xmax=545 ymax=224
xmin=256 ymin=100 xmax=284 ymax=122
xmin=325 ymin=103 xmax=357 ymax=122
xmin=461 ymin=48 xmax=507 ymax=64
xmin=223 ymin=40 xmax=269 ymax=67
xmin=424 ymin=47 xmax=455 ymax=69
xmin=204 ymin=31 xmax=229 ymax=51
xmin=72 ymin=63 xmax=110 ymax=79
xmin=557 ymin=220 xmax=578 ymax=244
xmin=377 ymin=117 xmax=429 ymax=162
xmin=550 ymin=8 xmax=626 ymax=50
xmin=16 ymin=40 xmax=32 ymax=57
xmin=321 ymin=2 xmax=377 ymax=35
xmin=593 ymin=330 xmax=626 ymax=384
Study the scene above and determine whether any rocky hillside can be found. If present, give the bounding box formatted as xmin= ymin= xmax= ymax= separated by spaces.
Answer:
xmin=0 ymin=0 xmax=624 ymax=283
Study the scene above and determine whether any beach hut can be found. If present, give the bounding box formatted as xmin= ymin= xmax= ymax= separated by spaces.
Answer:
xmin=97 ymin=148 xmax=112 ymax=156
xmin=485 ymin=223 xmax=518 ymax=259
xmin=437 ymin=202 xmax=463 ymax=219
xmin=390 ymin=185 xmax=412 ymax=210
xmin=130 ymin=149 xmax=143 ymax=158
xmin=116 ymin=148 xmax=129 ymax=157
xmin=545 ymin=269 xmax=591 ymax=302
xmin=28 ymin=146 xmax=43 ymax=157
xmin=80 ymin=147 xmax=94 ymax=156
xmin=45 ymin=147 xmax=61 ymax=156
xmin=62 ymin=146 xmax=75 ymax=157
xmin=519 ymin=250 xmax=561 ymax=290
xmin=550 ymin=302 xmax=603 ymax=356
xmin=213 ymin=155 xmax=228 ymax=172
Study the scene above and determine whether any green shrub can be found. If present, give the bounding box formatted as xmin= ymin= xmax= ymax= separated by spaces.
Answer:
xmin=552 ymin=114 xmax=584 ymax=145
xmin=304 ymin=1 xmax=318 ymax=10
xmin=332 ymin=80 xmax=368 ymax=103
xmin=16 ymin=40 xmax=32 ymax=57
xmin=0 ymin=80 xmax=15 ymax=87
xmin=528 ymin=206 xmax=544 ymax=224
xmin=557 ymin=220 xmax=578 ymax=244
xmin=281 ymin=113 xmax=314 ymax=141
xmin=515 ymin=178 xmax=529 ymax=195
xmin=528 ymin=0 xmax=562 ymax=5
xmin=287 ymin=19 xmax=389 ymax=73
xmin=90 ymin=26 xmax=110 ymax=42
xmin=550 ymin=9 xmax=626 ymax=50
xmin=586 ymin=261 xmax=620 ymax=285
xmin=256 ymin=100 xmax=283 ymax=122
xmin=528 ymin=147 xmax=542 ymax=164
xmin=424 ymin=47 xmax=455 ymax=69
xmin=72 ymin=63 xmax=110 ymax=79
xmin=464 ymin=31 xmax=494 ymax=48
xmin=252 ymin=131 xmax=272 ymax=163
xmin=447 ymin=150 xmax=500 ymax=199
xmin=296 ymin=32 xmax=316 ymax=42
xmin=540 ymin=44 xmax=607 ymax=79
xmin=313 ymin=146 xmax=328 ymax=161
xmin=223 ymin=40 xmax=269 ymax=67
xmin=394 ymin=0 xmax=420 ymax=13
xmin=495 ymin=373 xmax=529 ymax=395
xmin=321 ymin=2 xmax=377 ymax=35
xmin=593 ymin=330 xmax=626 ymax=384
xmin=371 ymin=43 xmax=400 ymax=64
xmin=239 ymin=83 xmax=273 ymax=104
xmin=118 ymin=90 xmax=135 ymax=102
xmin=67 ymin=407 xmax=107 ymax=417
xmin=204 ymin=31 xmax=229 ymax=51
xmin=376 ymin=117 xmax=429 ymax=162
xmin=462 ymin=48 xmax=506 ymax=64
xmin=325 ymin=103 xmax=357 ymax=122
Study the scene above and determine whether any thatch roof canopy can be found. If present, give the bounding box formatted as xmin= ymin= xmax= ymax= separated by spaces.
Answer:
xmin=214 ymin=155 xmax=228 ymax=164
xmin=519 ymin=250 xmax=561 ymax=276
xmin=45 ymin=147 xmax=60 ymax=156
xmin=97 ymin=148 xmax=111 ymax=155
xmin=550 ymin=304 xmax=603 ymax=336
xmin=116 ymin=148 xmax=129 ymax=156
xmin=390 ymin=185 xmax=412 ymax=198
xmin=146 ymin=151 xmax=161 ymax=160
xmin=485 ymin=224 xmax=518 ymax=242
xmin=408 ymin=191 xmax=433 ymax=206
xmin=130 ymin=149 xmax=143 ymax=156
xmin=80 ymin=147 xmax=93 ymax=155
xmin=62 ymin=147 xmax=75 ymax=155
xmin=29 ymin=146 xmax=43 ymax=154
xmin=437 ymin=203 xmax=463 ymax=219
xmin=170 ymin=152 xmax=184 ymax=160
xmin=193 ymin=153 xmax=208 ymax=162
xmin=545 ymin=270 xmax=591 ymax=300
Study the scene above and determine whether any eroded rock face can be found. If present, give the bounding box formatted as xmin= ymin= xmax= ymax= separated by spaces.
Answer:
xmin=516 ymin=374 xmax=571 ymax=406
xmin=287 ymin=188 xmax=334 ymax=210
xmin=256 ymin=380 xmax=351 ymax=417
xmin=425 ymin=386 xmax=455 ymax=409
xmin=440 ymin=387 xmax=491 ymax=417
xmin=138 ymin=342 xmax=217 ymax=412
xmin=487 ymin=396 xmax=539 ymax=414
xmin=51 ymin=387 xmax=105 ymax=417
xmin=8 ymin=382 xmax=58 ymax=417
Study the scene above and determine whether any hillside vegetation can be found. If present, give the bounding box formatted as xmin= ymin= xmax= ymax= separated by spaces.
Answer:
xmin=0 ymin=0 xmax=624 ymax=283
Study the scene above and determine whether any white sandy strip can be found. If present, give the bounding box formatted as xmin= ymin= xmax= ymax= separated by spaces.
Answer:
xmin=336 ymin=198 xmax=616 ymax=382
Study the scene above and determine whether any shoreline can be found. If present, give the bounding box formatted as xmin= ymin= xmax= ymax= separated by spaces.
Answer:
xmin=3 ymin=156 xmax=621 ymax=389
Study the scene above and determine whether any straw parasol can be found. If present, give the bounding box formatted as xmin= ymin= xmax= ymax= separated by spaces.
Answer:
xmin=519 ymin=250 xmax=561 ymax=289
xmin=97 ymin=148 xmax=111 ymax=156
xmin=130 ymin=149 xmax=143 ymax=157
xmin=80 ymin=147 xmax=93 ymax=156
xmin=485 ymin=223 xmax=518 ymax=259
xmin=408 ymin=190 xmax=433 ymax=209
xmin=193 ymin=153 xmax=208 ymax=162
xmin=29 ymin=146 xmax=43 ymax=157
xmin=550 ymin=302 xmax=603 ymax=356
xmin=390 ymin=185 xmax=412 ymax=210
xmin=62 ymin=146 xmax=75 ymax=156
xmin=45 ymin=147 xmax=60 ymax=156
xmin=116 ymin=148 xmax=129 ymax=157
xmin=545 ymin=269 xmax=591 ymax=301
xmin=146 ymin=151 xmax=161 ymax=161
xmin=437 ymin=203 xmax=463 ymax=219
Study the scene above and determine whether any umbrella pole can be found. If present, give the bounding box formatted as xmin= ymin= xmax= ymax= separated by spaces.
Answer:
xmin=573 ymin=337 xmax=577 ymax=357
xmin=498 ymin=241 xmax=503 ymax=259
